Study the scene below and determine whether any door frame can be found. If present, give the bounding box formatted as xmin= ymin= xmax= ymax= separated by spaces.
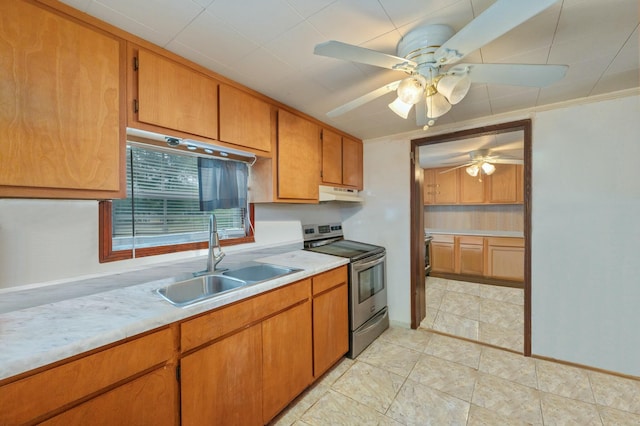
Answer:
xmin=409 ymin=119 xmax=532 ymax=356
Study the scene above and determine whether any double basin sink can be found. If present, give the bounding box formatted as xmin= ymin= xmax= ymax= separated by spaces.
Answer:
xmin=156 ymin=263 xmax=302 ymax=307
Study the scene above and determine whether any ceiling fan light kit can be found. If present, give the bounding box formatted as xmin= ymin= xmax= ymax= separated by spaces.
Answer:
xmin=314 ymin=0 xmax=568 ymax=129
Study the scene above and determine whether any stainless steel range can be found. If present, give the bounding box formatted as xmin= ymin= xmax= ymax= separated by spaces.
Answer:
xmin=302 ymin=223 xmax=389 ymax=358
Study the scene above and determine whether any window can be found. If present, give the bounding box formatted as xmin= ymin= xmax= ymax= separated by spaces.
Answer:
xmin=99 ymin=143 xmax=254 ymax=263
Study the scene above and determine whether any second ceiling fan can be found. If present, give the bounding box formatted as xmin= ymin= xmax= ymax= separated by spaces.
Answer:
xmin=314 ymin=0 xmax=568 ymax=129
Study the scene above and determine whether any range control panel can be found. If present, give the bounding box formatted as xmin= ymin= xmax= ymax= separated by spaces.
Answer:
xmin=302 ymin=223 xmax=343 ymax=241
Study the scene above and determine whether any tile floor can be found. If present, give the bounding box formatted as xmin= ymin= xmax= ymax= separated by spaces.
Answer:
xmin=270 ymin=327 xmax=640 ymax=425
xmin=421 ymin=276 xmax=524 ymax=352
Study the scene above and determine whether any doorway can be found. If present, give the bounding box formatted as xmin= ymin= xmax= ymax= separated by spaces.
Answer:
xmin=409 ymin=120 xmax=532 ymax=356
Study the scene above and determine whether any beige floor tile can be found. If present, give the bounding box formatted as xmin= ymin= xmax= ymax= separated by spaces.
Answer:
xmin=420 ymin=307 xmax=437 ymax=329
xmin=356 ymin=338 xmax=421 ymax=378
xmin=472 ymin=373 xmax=543 ymax=425
xmin=291 ymin=421 xmax=312 ymax=426
xmin=386 ymin=378 xmax=470 ymax=425
xmin=424 ymin=333 xmax=483 ymax=369
xmin=378 ymin=326 xmax=432 ymax=352
xmin=479 ymin=285 xmax=524 ymax=305
xmin=589 ymin=370 xmax=640 ymax=414
xmin=478 ymin=321 xmax=523 ymax=352
xmin=439 ymin=291 xmax=481 ymax=320
xmin=540 ymin=392 xmax=603 ymax=425
xmin=426 ymin=286 xmax=445 ymax=308
xmin=479 ymin=298 xmax=523 ymax=330
xmin=331 ymin=361 xmax=405 ymax=414
xmin=300 ymin=390 xmax=385 ymax=426
xmin=433 ymin=311 xmax=479 ymax=340
xmin=426 ymin=276 xmax=448 ymax=290
xmin=316 ymin=357 xmax=354 ymax=387
xmin=270 ymin=383 xmax=331 ymax=425
xmin=479 ymin=346 xmax=537 ymax=388
xmin=409 ymin=354 xmax=478 ymax=401
xmin=467 ymin=404 xmax=529 ymax=426
xmin=447 ymin=280 xmax=481 ymax=296
xmin=598 ymin=405 xmax=640 ymax=425
xmin=536 ymin=359 xmax=596 ymax=403
xmin=376 ymin=415 xmax=404 ymax=425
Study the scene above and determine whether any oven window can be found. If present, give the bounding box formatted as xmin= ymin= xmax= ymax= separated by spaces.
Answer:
xmin=358 ymin=262 xmax=385 ymax=303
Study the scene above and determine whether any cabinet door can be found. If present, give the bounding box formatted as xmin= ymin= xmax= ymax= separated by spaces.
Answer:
xmin=431 ymin=235 xmax=456 ymax=273
xmin=459 ymin=169 xmax=485 ymax=203
xmin=486 ymin=164 xmax=518 ymax=203
xmin=423 ymin=169 xmax=436 ymax=204
xmin=342 ymin=136 xmax=363 ymax=189
xmin=516 ymin=164 xmax=524 ymax=203
xmin=486 ymin=237 xmax=525 ymax=281
xmin=262 ymin=301 xmax=313 ymax=423
xmin=434 ymin=168 xmax=458 ymax=204
xmin=313 ymin=283 xmax=349 ymax=378
xmin=277 ymin=109 xmax=320 ymax=200
xmin=219 ymin=84 xmax=271 ymax=152
xmin=181 ymin=325 xmax=262 ymax=426
xmin=0 ymin=1 xmax=124 ymax=198
xmin=321 ymin=129 xmax=343 ymax=185
xmin=457 ymin=236 xmax=484 ymax=276
xmin=41 ymin=367 xmax=177 ymax=426
xmin=136 ymin=48 xmax=218 ymax=140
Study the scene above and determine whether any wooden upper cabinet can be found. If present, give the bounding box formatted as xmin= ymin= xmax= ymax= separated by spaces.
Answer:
xmin=219 ymin=84 xmax=271 ymax=153
xmin=321 ymin=129 xmax=343 ymax=185
xmin=342 ymin=136 xmax=363 ymax=189
xmin=277 ymin=110 xmax=320 ymax=201
xmin=459 ymin=169 xmax=485 ymax=204
xmin=133 ymin=47 xmax=218 ymax=140
xmin=321 ymin=130 xmax=363 ymax=189
xmin=423 ymin=168 xmax=436 ymax=204
xmin=486 ymin=164 xmax=518 ymax=203
xmin=0 ymin=1 xmax=125 ymax=199
xmin=434 ymin=168 xmax=459 ymax=204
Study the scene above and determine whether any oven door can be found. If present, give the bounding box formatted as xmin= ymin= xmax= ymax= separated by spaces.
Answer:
xmin=350 ymin=251 xmax=387 ymax=330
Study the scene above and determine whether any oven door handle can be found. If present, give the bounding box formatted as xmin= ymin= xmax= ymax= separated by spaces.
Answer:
xmin=353 ymin=254 xmax=385 ymax=272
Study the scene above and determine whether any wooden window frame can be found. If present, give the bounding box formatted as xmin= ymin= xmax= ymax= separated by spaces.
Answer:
xmin=99 ymin=201 xmax=255 ymax=263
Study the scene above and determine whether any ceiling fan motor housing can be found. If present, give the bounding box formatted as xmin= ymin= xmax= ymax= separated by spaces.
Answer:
xmin=397 ymin=24 xmax=455 ymax=72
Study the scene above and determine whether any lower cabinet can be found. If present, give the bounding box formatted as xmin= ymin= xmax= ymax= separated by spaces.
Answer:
xmin=181 ymin=325 xmax=263 ymax=426
xmin=178 ymin=277 xmax=317 ymax=425
xmin=262 ymin=301 xmax=313 ymax=423
xmin=431 ymin=235 xmax=456 ymax=274
xmin=1 ymin=268 xmax=347 ymax=425
xmin=430 ymin=234 xmax=524 ymax=282
xmin=311 ymin=266 xmax=349 ymax=378
xmin=0 ymin=328 xmax=177 ymax=425
xmin=41 ymin=367 xmax=176 ymax=426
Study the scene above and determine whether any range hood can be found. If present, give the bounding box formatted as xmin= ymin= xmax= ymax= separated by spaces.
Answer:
xmin=319 ymin=185 xmax=363 ymax=202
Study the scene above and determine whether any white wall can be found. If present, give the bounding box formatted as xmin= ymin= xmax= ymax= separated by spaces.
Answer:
xmin=342 ymin=137 xmax=413 ymax=327
xmin=356 ymin=93 xmax=639 ymax=376
xmin=0 ymin=201 xmax=343 ymax=290
xmin=532 ymin=95 xmax=640 ymax=376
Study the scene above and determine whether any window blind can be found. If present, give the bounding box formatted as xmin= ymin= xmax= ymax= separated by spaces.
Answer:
xmin=112 ymin=144 xmax=247 ymax=251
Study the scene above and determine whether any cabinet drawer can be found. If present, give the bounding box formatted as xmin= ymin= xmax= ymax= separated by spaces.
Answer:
xmin=458 ymin=235 xmax=484 ymax=245
xmin=181 ymin=279 xmax=311 ymax=352
xmin=312 ymin=266 xmax=347 ymax=296
xmin=431 ymin=234 xmax=454 ymax=244
xmin=0 ymin=328 xmax=174 ymax=425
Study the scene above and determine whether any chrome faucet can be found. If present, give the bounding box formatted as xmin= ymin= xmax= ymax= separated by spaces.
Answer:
xmin=207 ymin=214 xmax=225 ymax=272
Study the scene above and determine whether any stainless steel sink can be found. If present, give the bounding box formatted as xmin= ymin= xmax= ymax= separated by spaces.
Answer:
xmin=222 ymin=264 xmax=301 ymax=283
xmin=156 ymin=274 xmax=247 ymax=307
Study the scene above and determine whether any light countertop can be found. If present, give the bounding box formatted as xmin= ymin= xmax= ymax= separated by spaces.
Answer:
xmin=0 ymin=246 xmax=348 ymax=381
xmin=425 ymin=229 xmax=524 ymax=238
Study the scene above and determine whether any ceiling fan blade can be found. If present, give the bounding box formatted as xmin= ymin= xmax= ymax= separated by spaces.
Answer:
xmin=439 ymin=162 xmax=474 ymax=173
xmin=452 ymin=63 xmax=568 ymax=87
xmin=435 ymin=0 xmax=560 ymax=65
xmin=490 ymin=158 xmax=524 ymax=165
xmin=327 ymin=80 xmax=402 ymax=118
xmin=314 ymin=41 xmax=416 ymax=72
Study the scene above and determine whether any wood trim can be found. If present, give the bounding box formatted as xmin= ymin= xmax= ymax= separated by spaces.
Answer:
xmin=410 ymin=142 xmax=426 ymax=328
xmin=429 ymin=272 xmax=525 ymax=289
xmin=531 ymin=354 xmax=640 ymax=382
xmin=98 ymin=201 xmax=256 ymax=263
xmin=411 ymin=119 xmax=532 ymax=356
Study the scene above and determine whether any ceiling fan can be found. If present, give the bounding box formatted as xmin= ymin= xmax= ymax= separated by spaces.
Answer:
xmin=314 ymin=0 xmax=568 ymax=129
xmin=440 ymin=149 xmax=524 ymax=181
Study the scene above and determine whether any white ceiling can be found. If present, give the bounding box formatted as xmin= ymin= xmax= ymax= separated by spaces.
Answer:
xmin=62 ymin=0 xmax=639 ymax=140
